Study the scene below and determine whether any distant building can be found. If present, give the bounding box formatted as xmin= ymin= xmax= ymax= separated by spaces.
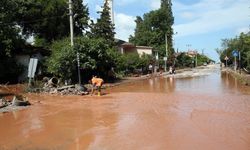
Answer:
xmin=186 ymin=50 xmax=198 ymax=57
xmin=115 ymin=39 xmax=153 ymax=57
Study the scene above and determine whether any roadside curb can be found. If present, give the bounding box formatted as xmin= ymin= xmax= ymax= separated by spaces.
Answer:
xmin=222 ymin=68 xmax=250 ymax=86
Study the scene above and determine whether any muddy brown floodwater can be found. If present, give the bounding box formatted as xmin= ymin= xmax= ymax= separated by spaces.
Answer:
xmin=0 ymin=68 xmax=250 ymax=150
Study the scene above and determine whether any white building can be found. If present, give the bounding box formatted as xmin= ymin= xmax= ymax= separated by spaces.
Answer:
xmin=115 ymin=39 xmax=153 ymax=57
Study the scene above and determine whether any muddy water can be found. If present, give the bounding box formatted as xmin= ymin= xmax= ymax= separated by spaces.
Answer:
xmin=0 ymin=69 xmax=250 ymax=150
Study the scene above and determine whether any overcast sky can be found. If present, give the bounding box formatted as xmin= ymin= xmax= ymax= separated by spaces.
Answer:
xmin=84 ymin=0 xmax=250 ymax=61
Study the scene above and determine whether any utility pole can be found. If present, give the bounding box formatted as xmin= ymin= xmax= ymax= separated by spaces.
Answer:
xmin=69 ymin=0 xmax=81 ymax=85
xmin=164 ymin=33 xmax=168 ymax=72
xmin=69 ymin=0 xmax=74 ymax=47
xmin=234 ymin=55 xmax=237 ymax=72
xmin=195 ymin=51 xmax=198 ymax=67
xmin=165 ymin=33 xmax=168 ymax=57
xmin=239 ymin=51 xmax=241 ymax=74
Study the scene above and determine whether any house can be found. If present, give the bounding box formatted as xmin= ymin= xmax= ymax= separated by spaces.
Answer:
xmin=115 ymin=39 xmax=153 ymax=56
xmin=186 ymin=50 xmax=198 ymax=57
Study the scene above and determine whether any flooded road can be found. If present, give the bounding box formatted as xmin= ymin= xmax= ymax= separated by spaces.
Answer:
xmin=0 ymin=66 xmax=250 ymax=150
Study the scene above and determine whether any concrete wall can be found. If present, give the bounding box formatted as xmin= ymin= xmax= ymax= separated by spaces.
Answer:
xmin=136 ymin=47 xmax=152 ymax=56
xmin=118 ymin=45 xmax=153 ymax=57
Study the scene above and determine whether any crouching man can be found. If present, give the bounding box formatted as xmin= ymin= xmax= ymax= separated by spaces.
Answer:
xmin=90 ymin=76 xmax=104 ymax=96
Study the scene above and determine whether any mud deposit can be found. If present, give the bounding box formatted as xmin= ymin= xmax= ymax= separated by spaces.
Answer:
xmin=0 ymin=69 xmax=250 ymax=150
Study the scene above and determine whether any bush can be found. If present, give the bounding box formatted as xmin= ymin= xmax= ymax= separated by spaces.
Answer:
xmin=47 ymin=37 xmax=115 ymax=82
xmin=197 ymin=54 xmax=213 ymax=66
xmin=47 ymin=37 xmax=154 ymax=81
xmin=176 ymin=53 xmax=193 ymax=68
xmin=47 ymin=38 xmax=76 ymax=80
xmin=114 ymin=53 xmax=153 ymax=75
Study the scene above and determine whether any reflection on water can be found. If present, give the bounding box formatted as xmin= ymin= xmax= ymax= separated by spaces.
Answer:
xmin=109 ymin=76 xmax=176 ymax=93
xmin=110 ymin=70 xmax=250 ymax=95
xmin=221 ymin=72 xmax=250 ymax=95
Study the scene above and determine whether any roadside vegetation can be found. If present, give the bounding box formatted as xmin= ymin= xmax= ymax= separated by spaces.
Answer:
xmin=175 ymin=53 xmax=213 ymax=68
xmin=216 ymin=32 xmax=250 ymax=71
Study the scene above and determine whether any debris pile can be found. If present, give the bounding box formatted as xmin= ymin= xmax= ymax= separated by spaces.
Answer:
xmin=0 ymin=98 xmax=9 ymax=109
xmin=11 ymin=95 xmax=30 ymax=106
xmin=0 ymin=95 xmax=31 ymax=113
xmin=42 ymin=77 xmax=89 ymax=95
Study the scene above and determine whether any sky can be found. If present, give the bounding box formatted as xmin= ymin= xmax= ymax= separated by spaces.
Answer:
xmin=84 ymin=0 xmax=250 ymax=62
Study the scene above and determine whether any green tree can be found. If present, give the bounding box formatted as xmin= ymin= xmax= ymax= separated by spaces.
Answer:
xmin=160 ymin=0 xmax=174 ymax=59
xmin=196 ymin=54 xmax=213 ymax=66
xmin=47 ymin=37 xmax=116 ymax=81
xmin=46 ymin=38 xmax=75 ymax=80
xmin=90 ymin=0 xmax=115 ymax=48
xmin=0 ymin=0 xmax=25 ymax=56
xmin=16 ymin=0 xmax=89 ymax=45
xmin=129 ymin=0 xmax=174 ymax=60
xmin=217 ymin=32 xmax=250 ymax=70
xmin=0 ymin=0 xmax=90 ymax=83
xmin=175 ymin=53 xmax=193 ymax=68
xmin=238 ymin=32 xmax=250 ymax=70
xmin=114 ymin=53 xmax=153 ymax=75
xmin=0 ymin=0 xmax=26 ymax=83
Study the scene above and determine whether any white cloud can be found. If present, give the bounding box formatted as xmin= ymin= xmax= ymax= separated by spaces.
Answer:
xmin=179 ymin=12 xmax=196 ymax=20
xmin=114 ymin=13 xmax=136 ymax=41
xmin=150 ymin=0 xmax=160 ymax=10
xmin=173 ymin=0 xmax=250 ymax=37
xmin=116 ymin=0 xmax=136 ymax=6
xmin=95 ymin=4 xmax=102 ymax=12
xmin=84 ymin=0 xmax=99 ymax=5
xmin=236 ymin=27 xmax=250 ymax=34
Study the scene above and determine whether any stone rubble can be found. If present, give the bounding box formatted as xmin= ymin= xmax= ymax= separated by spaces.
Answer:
xmin=0 ymin=95 xmax=31 ymax=113
xmin=42 ymin=78 xmax=89 ymax=95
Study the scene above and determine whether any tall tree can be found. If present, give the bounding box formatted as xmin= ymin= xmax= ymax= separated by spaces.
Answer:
xmin=90 ymin=0 xmax=115 ymax=47
xmin=16 ymin=0 xmax=89 ymax=45
xmin=160 ymin=0 xmax=174 ymax=59
xmin=0 ymin=0 xmax=25 ymax=56
xmin=129 ymin=0 xmax=175 ymax=61
xmin=0 ymin=0 xmax=26 ymax=83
